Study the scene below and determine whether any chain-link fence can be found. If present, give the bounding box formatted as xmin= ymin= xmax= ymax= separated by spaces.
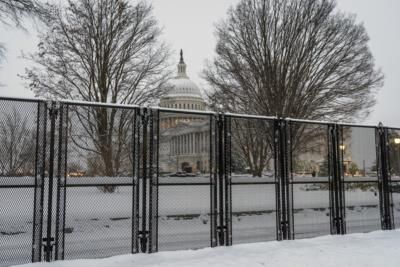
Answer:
xmin=57 ymin=103 xmax=136 ymax=260
xmin=0 ymin=99 xmax=46 ymax=266
xmin=289 ymin=122 xmax=331 ymax=239
xmin=228 ymin=116 xmax=277 ymax=244
xmin=1 ymin=97 xmax=400 ymax=266
xmin=157 ymin=110 xmax=215 ymax=251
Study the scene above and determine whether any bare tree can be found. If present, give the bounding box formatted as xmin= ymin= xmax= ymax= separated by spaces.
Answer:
xmin=0 ymin=0 xmax=45 ymax=66
xmin=0 ymin=44 xmax=4 ymax=85
xmin=206 ymin=0 xmax=382 ymax=120
xmin=230 ymin=118 xmax=273 ymax=177
xmin=0 ymin=108 xmax=36 ymax=176
xmin=23 ymin=0 xmax=171 ymax=191
xmin=0 ymin=44 xmax=4 ymax=60
xmin=0 ymin=0 xmax=45 ymax=26
xmin=205 ymin=0 xmax=383 ymax=176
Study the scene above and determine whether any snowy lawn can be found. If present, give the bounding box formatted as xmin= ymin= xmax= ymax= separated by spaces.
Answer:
xmin=14 ymin=230 xmax=400 ymax=267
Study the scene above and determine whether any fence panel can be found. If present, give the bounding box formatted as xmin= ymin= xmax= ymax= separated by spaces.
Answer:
xmin=388 ymin=128 xmax=400 ymax=227
xmin=157 ymin=110 xmax=215 ymax=251
xmin=54 ymin=103 xmax=137 ymax=260
xmin=3 ymin=97 xmax=400 ymax=265
xmin=0 ymin=99 xmax=46 ymax=266
xmin=340 ymin=126 xmax=381 ymax=233
xmin=227 ymin=117 xmax=276 ymax=244
xmin=289 ymin=122 xmax=331 ymax=239
xmin=391 ymin=181 xmax=400 ymax=228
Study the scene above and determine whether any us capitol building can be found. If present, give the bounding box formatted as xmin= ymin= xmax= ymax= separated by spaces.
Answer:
xmin=158 ymin=50 xmax=210 ymax=174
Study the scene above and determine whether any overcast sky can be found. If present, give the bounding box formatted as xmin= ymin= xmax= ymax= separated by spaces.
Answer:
xmin=0 ymin=0 xmax=399 ymax=126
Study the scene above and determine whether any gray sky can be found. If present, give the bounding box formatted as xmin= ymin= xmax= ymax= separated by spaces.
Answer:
xmin=0 ymin=0 xmax=399 ymax=126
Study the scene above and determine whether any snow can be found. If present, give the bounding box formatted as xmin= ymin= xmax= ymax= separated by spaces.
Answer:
xmin=2 ymin=175 xmax=400 ymax=266
xmin=12 ymin=230 xmax=400 ymax=267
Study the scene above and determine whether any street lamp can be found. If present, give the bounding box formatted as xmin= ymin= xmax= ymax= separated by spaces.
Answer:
xmin=394 ymin=138 xmax=400 ymax=144
xmin=339 ymin=144 xmax=347 ymax=175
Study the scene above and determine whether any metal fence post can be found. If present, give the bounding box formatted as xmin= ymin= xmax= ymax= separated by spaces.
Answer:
xmin=223 ymin=115 xmax=232 ymax=246
xmin=32 ymin=101 xmax=48 ymax=262
xmin=212 ymin=112 xmax=232 ymax=246
xmin=148 ymin=109 xmax=159 ymax=253
xmin=376 ymin=123 xmax=394 ymax=230
xmin=43 ymin=101 xmax=59 ymax=262
xmin=54 ymin=104 xmax=68 ymax=260
xmin=328 ymin=124 xmax=346 ymax=235
xmin=210 ymin=114 xmax=218 ymax=247
xmin=275 ymin=119 xmax=293 ymax=240
xmin=139 ymin=107 xmax=149 ymax=253
xmin=216 ymin=113 xmax=225 ymax=245
xmin=132 ymin=109 xmax=140 ymax=254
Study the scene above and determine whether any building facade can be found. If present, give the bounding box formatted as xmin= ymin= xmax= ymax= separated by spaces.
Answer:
xmin=158 ymin=51 xmax=210 ymax=174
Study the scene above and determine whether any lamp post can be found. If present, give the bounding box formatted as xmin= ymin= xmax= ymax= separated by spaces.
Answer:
xmin=339 ymin=144 xmax=348 ymax=175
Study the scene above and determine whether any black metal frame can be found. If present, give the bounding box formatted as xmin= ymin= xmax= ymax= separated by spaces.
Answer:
xmin=132 ymin=110 xmax=140 ymax=254
xmin=51 ymin=102 xmax=141 ymax=260
xmin=210 ymin=114 xmax=218 ymax=248
xmin=288 ymin=121 xmax=331 ymax=239
xmin=32 ymin=101 xmax=48 ymax=262
xmin=54 ymin=104 xmax=68 ymax=260
xmin=275 ymin=119 xmax=293 ymax=240
xmin=1 ymin=96 xmax=399 ymax=265
xmin=376 ymin=124 xmax=394 ymax=229
xmin=223 ymin=115 xmax=278 ymax=244
xmin=325 ymin=124 xmax=346 ymax=235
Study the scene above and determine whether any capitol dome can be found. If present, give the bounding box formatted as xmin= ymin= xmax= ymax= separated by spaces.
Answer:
xmin=159 ymin=50 xmax=206 ymax=111
xmin=158 ymin=50 xmax=210 ymax=175
xmin=165 ymin=79 xmax=203 ymax=99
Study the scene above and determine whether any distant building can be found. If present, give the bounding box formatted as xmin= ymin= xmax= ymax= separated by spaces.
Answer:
xmin=158 ymin=50 xmax=210 ymax=174
xmin=157 ymin=51 xmax=376 ymax=177
xmin=294 ymin=126 xmax=376 ymax=177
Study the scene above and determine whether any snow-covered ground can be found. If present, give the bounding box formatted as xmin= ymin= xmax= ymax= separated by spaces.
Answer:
xmin=2 ymin=176 xmax=400 ymax=266
xmin=12 ymin=230 xmax=400 ymax=267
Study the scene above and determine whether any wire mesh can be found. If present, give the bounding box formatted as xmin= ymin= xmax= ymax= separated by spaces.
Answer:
xmin=391 ymin=181 xmax=400 ymax=228
xmin=340 ymin=126 xmax=378 ymax=182
xmin=341 ymin=126 xmax=380 ymax=233
xmin=229 ymin=117 xmax=276 ymax=244
xmin=3 ymin=98 xmax=400 ymax=264
xmin=157 ymin=111 xmax=213 ymax=251
xmin=60 ymin=104 xmax=136 ymax=260
xmin=0 ymin=99 xmax=44 ymax=266
xmin=290 ymin=122 xmax=331 ymax=238
xmin=389 ymin=129 xmax=400 ymax=228
xmin=344 ymin=181 xmax=380 ymax=233
xmin=231 ymin=184 xmax=276 ymax=243
xmin=388 ymin=129 xmax=400 ymax=180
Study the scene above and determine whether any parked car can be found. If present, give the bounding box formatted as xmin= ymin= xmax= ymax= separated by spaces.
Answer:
xmin=169 ymin=171 xmax=189 ymax=177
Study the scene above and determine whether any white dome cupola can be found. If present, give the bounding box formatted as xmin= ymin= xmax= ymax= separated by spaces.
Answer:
xmin=159 ymin=50 xmax=206 ymax=111
xmin=177 ymin=49 xmax=188 ymax=78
